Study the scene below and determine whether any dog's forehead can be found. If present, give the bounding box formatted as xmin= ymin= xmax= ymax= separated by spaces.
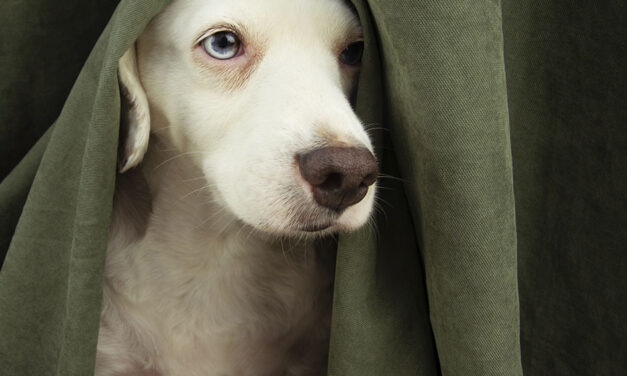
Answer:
xmin=161 ymin=0 xmax=361 ymax=45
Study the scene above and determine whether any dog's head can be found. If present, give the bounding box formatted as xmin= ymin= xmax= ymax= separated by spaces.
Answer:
xmin=118 ymin=0 xmax=377 ymax=236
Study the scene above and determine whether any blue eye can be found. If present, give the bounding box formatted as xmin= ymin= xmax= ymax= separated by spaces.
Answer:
xmin=202 ymin=31 xmax=241 ymax=60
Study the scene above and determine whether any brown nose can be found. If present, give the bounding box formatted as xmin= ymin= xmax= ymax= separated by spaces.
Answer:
xmin=298 ymin=147 xmax=378 ymax=212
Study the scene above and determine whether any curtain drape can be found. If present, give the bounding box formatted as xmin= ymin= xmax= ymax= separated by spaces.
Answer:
xmin=1 ymin=1 xmax=624 ymax=375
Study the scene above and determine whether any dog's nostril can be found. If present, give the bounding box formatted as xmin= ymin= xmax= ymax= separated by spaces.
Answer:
xmin=299 ymin=146 xmax=378 ymax=212
xmin=320 ymin=172 xmax=343 ymax=191
xmin=362 ymin=173 xmax=377 ymax=187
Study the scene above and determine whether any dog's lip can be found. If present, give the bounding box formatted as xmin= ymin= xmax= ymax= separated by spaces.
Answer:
xmin=298 ymin=223 xmax=333 ymax=232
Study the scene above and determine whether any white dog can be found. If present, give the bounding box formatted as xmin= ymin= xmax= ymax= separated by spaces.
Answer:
xmin=96 ymin=0 xmax=377 ymax=375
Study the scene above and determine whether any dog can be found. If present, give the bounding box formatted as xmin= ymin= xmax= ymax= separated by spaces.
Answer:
xmin=95 ymin=0 xmax=377 ymax=375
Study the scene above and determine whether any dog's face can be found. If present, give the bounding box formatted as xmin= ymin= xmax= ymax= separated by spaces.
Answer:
xmin=119 ymin=0 xmax=377 ymax=236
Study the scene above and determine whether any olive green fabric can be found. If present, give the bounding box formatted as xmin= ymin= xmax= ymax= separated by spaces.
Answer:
xmin=0 ymin=1 xmax=624 ymax=376
xmin=0 ymin=1 xmax=169 ymax=374
xmin=329 ymin=1 xmax=521 ymax=375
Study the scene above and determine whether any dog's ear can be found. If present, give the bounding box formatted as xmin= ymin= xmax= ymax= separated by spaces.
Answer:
xmin=118 ymin=44 xmax=150 ymax=173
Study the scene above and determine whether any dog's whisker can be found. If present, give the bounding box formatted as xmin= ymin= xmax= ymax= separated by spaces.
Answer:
xmin=154 ymin=144 xmax=181 ymax=152
xmin=179 ymin=185 xmax=211 ymax=200
xmin=152 ymin=151 xmax=206 ymax=171
xmin=377 ymin=173 xmax=408 ymax=183
xmin=193 ymin=205 xmax=230 ymax=231
xmin=279 ymin=239 xmax=298 ymax=266
xmin=374 ymin=195 xmax=393 ymax=211
xmin=153 ymin=125 xmax=175 ymax=132
xmin=181 ymin=176 xmax=208 ymax=183
xmin=366 ymin=215 xmax=381 ymax=242
xmin=373 ymin=185 xmax=394 ymax=192
xmin=373 ymin=208 xmax=387 ymax=229
xmin=365 ymin=127 xmax=390 ymax=134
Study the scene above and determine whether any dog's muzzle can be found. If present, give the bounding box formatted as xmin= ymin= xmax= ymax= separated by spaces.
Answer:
xmin=298 ymin=147 xmax=378 ymax=213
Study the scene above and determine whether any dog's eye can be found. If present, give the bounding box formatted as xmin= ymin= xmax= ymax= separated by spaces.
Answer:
xmin=201 ymin=31 xmax=241 ymax=60
xmin=340 ymin=41 xmax=364 ymax=66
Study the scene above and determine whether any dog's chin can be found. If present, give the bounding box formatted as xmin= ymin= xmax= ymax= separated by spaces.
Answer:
xmin=211 ymin=181 xmax=376 ymax=238
xmin=290 ymin=222 xmax=339 ymax=237
xmin=239 ymin=216 xmax=339 ymax=238
xmin=259 ymin=222 xmax=351 ymax=238
xmin=246 ymin=204 xmax=373 ymax=238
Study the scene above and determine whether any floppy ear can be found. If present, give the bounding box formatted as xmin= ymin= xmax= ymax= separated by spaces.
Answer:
xmin=118 ymin=44 xmax=150 ymax=173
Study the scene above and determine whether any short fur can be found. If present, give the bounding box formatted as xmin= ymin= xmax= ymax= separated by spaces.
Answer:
xmin=96 ymin=1 xmax=376 ymax=375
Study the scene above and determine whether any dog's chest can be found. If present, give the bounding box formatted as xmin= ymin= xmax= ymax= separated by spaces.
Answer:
xmin=157 ymin=242 xmax=332 ymax=375
xmin=100 ymin=197 xmax=333 ymax=375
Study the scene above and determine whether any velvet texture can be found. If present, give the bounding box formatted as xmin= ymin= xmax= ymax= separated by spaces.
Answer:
xmin=0 ymin=0 xmax=623 ymax=375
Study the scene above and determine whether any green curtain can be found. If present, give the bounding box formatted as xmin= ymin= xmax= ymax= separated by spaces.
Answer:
xmin=0 ymin=1 xmax=624 ymax=375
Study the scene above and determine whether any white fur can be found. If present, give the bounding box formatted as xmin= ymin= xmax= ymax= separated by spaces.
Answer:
xmin=97 ymin=1 xmax=375 ymax=375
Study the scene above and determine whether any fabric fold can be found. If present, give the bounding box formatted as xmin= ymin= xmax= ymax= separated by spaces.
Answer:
xmin=358 ymin=1 xmax=522 ymax=374
xmin=0 ymin=2 xmax=170 ymax=374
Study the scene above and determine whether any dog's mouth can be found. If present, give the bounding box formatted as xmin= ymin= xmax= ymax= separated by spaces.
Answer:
xmin=298 ymin=222 xmax=333 ymax=232
xmin=290 ymin=205 xmax=340 ymax=233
